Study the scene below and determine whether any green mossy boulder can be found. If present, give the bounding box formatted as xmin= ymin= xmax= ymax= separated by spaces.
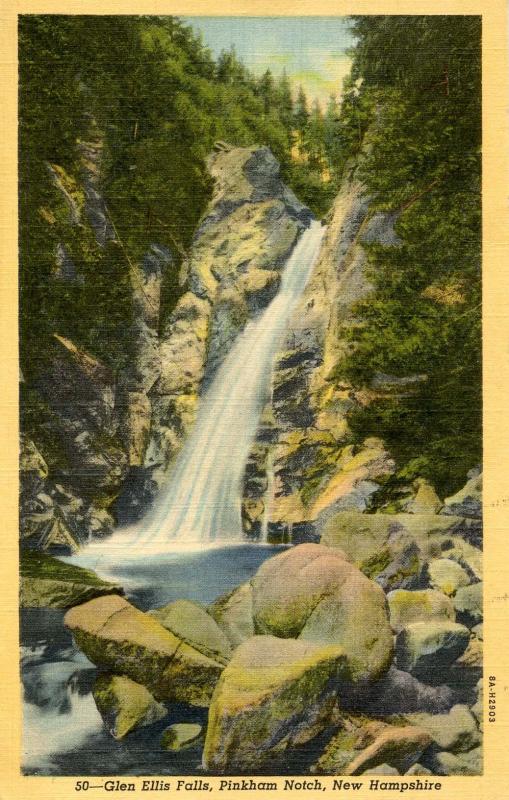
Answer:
xmin=20 ymin=549 xmax=123 ymax=608
xmin=161 ymin=723 xmax=203 ymax=752
xmin=149 ymin=599 xmax=232 ymax=665
xmin=203 ymin=635 xmax=350 ymax=773
xmin=405 ymin=705 xmax=480 ymax=753
xmin=251 ymin=543 xmax=393 ymax=682
xmin=64 ymin=595 xmax=224 ymax=706
xmin=428 ymin=559 xmax=470 ymax=596
xmin=93 ymin=673 xmax=167 ymax=739
xmin=208 ymin=582 xmax=255 ymax=648
xmin=387 ymin=589 xmax=455 ymax=633
xmin=395 ymin=621 xmax=470 ymax=680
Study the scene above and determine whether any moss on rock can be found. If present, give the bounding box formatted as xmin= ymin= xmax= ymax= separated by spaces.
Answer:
xmin=65 ymin=595 xmax=224 ymax=706
xmin=93 ymin=673 xmax=167 ymax=739
xmin=20 ymin=549 xmax=123 ymax=608
xmin=203 ymin=635 xmax=350 ymax=772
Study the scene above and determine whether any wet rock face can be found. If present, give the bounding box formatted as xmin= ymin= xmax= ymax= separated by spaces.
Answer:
xmin=241 ymin=171 xmax=406 ymax=541
xmin=20 ymin=335 xmax=128 ymax=552
xmin=134 ymin=144 xmax=316 ymax=504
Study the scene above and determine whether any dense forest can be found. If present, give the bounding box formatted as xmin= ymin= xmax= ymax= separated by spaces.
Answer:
xmin=19 ymin=15 xmax=337 ymax=376
xmin=336 ymin=16 xmax=481 ymax=494
xmin=19 ymin=14 xmax=481 ymax=495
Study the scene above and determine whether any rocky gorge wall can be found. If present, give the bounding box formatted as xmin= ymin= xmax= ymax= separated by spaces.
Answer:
xmin=20 ymin=141 xmax=481 ymax=554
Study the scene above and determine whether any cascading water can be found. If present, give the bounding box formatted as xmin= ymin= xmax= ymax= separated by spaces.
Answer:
xmin=135 ymin=220 xmax=326 ymax=548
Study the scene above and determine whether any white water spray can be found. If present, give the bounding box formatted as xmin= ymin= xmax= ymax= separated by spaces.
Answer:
xmin=135 ymin=221 xmax=325 ymax=548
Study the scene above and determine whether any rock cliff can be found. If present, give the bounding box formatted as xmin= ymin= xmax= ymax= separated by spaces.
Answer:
xmin=20 ymin=141 xmax=482 ymax=551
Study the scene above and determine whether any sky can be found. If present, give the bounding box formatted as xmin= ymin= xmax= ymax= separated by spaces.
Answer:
xmin=183 ymin=17 xmax=355 ymax=107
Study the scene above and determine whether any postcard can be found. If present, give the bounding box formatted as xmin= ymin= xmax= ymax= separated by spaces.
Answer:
xmin=1 ymin=1 xmax=508 ymax=798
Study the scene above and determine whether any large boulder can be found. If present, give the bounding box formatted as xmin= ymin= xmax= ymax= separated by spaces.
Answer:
xmin=92 ymin=673 xmax=167 ymax=739
xmin=20 ymin=550 xmax=123 ymax=608
xmin=203 ymin=635 xmax=349 ymax=772
xmin=405 ymin=705 xmax=480 ymax=753
xmin=64 ymin=595 xmax=224 ymax=706
xmin=251 ymin=543 xmax=393 ymax=682
xmin=149 ymin=599 xmax=232 ymax=665
xmin=208 ymin=582 xmax=255 ymax=648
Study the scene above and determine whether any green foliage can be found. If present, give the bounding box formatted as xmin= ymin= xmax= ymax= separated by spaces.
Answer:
xmin=19 ymin=14 xmax=336 ymax=395
xmin=334 ymin=15 xmax=481 ymax=495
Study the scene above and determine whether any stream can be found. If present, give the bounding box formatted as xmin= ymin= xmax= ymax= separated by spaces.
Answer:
xmin=21 ymin=544 xmax=286 ymax=775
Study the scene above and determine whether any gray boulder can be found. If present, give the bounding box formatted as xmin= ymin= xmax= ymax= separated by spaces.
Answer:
xmin=395 ymin=621 xmax=470 ymax=680
xmin=442 ymin=473 xmax=482 ymax=519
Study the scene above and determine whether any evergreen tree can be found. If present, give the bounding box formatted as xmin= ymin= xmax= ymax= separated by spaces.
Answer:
xmin=258 ymin=68 xmax=275 ymax=116
xmin=333 ymin=15 xmax=482 ymax=493
xmin=305 ymin=99 xmax=326 ymax=171
xmin=294 ymin=85 xmax=310 ymax=145
xmin=276 ymin=69 xmax=294 ymax=130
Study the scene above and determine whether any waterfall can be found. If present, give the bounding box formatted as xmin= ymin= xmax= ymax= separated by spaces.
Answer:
xmin=135 ymin=220 xmax=325 ymax=549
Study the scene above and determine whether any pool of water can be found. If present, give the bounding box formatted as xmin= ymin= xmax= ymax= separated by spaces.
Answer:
xmin=21 ymin=544 xmax=287 ymax=776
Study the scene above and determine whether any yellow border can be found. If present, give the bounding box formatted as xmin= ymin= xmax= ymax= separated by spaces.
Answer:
xmin=1 ymin=2 xmax=508 ymax=798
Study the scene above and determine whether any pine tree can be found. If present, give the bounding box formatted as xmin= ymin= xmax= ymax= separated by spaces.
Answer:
xmin=276 ymin=69 xmax=294 ymax=129
xmin=258 ymin=68 xmax=275 ymax=115
xmin=294 ymin=85 xmax=310 ymax=150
